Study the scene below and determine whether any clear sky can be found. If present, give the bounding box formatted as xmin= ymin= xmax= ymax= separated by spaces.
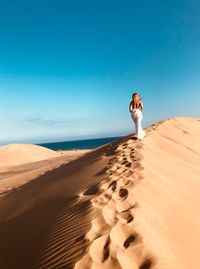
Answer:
xmin=0 ymin=0 xmax=200 ymax=144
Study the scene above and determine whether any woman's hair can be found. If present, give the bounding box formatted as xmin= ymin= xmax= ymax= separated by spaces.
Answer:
xmin=132 ymin=93 xmax=141 ymax=101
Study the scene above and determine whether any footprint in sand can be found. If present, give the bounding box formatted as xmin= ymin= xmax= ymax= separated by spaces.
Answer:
xmin=119 ymin=188 xmax=128 ymax=198
xmin=116 ymin=199 xmax=134 ymax=213
xmin=83 ymin=183 xmax=100 ymax=196
xmin=91 ymin=193 xmax=112 ymax=208
xmin=89 ymin=235 xmax=110 ymax=263
xmin=87 ymin=215 xmax=110 ymax=241
xmin=110 ymin=222 xmax=138 ymax=249
xmin=117 ymin=211 xmax=134 ymax=224
xmin=108 ymin=180 xmax=117 ymax=192
xmin=125 ymin=162 xmax=132 ymax=168
xmin=139 ymin=258 xmax=154 ymax=269
xmin=123 ymin=234 xmax=137 ymax=248
xmin=121 ymin=160 xmax=128 ymax=165
xmin=102 ymin=200 xmax=118 ymax=226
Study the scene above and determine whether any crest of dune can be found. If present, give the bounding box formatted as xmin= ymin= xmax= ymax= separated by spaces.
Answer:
xmin=74 ymin=117 xmax=200 ymax=269
xmin=135 ymin=117 xmax=200 ymax=269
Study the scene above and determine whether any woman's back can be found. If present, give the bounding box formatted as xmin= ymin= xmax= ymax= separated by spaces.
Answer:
xmin=129 ymin=93 xmax=143 ymax=112
xmin=131 ymin=100 xmax=142 ymax=110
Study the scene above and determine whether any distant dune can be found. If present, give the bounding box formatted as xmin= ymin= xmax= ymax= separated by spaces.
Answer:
xmin=0 ymin=117 xmax=199 ymax=269
xmin=0 ymin=144 xmax=59 ymax=168
xmin=0 ymin=144 xmax=90 ymax=195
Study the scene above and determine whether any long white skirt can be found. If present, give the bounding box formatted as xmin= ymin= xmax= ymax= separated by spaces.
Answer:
xmin=131 ymin=109 xmax=146 ymax=139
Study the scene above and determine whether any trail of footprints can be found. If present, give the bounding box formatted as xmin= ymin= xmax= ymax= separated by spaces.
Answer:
xmin=75 ymin=138 xmax=155 ymax=269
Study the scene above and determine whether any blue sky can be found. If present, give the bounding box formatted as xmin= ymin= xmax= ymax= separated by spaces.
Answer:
xmin=0 ymin=0 xmax=200 ymax=144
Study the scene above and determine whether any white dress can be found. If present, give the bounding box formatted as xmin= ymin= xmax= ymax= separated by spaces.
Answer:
xmin=131 ymin=109 xmax=146 ymax=139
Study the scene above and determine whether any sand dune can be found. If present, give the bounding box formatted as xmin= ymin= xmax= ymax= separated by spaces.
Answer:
xmin=0 ymin=144 xmax=59 ymax=168
xmin=0 ymin=144 xmax=90 ymax=195
xmin=0 ymin=117 xmax=199 ymax=269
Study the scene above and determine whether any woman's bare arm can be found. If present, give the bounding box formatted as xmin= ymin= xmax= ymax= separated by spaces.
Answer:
xmin=129 ymin=102 xmax=133 ymax=113
xmin=140 ymin=101 xmax=143 ymax=111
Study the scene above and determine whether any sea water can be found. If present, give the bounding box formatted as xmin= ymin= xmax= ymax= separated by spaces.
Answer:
xmin=39 ymin=136 xmax=123 ymax=151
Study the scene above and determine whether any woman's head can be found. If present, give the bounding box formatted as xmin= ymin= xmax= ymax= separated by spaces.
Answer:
xmin=132 ymin=93 xmax=140 ymax=101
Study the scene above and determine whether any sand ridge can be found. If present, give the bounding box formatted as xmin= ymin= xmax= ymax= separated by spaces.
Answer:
xmin=74 ymin=137 xmax=156 ymax=269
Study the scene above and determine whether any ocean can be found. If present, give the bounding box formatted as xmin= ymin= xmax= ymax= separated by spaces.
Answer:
xmin=39 ymin=136 xmax=123 ymax=151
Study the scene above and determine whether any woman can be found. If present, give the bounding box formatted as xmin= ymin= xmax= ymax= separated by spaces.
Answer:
xmin=129 ymin=93 xmax=146 ymax=139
